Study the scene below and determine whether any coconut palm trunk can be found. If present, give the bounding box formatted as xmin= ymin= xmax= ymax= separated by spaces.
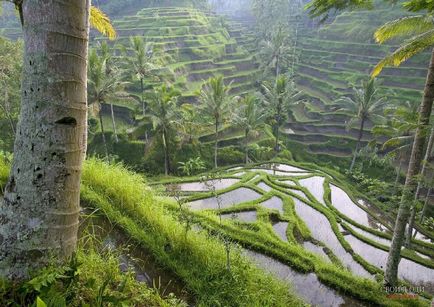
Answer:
xmin=162 ymin=128 xmax=170 ymax=175
xmin=98 ymin=105 xmax=109 ymax=159
xmin=214 ymin=119 xmax=219 ymax=168
xmin=110 ymin=103 xmax=119 ymax=143
xmin=350 ymin=117 xmax=365 ymax=172
xmin=245 ymin=129 xmax=250 ymax=164
xmin=141 ymin=77 xmax=146 ymax=116
xmin=0 ymin=0 xmax=90 ymax=280
xmin=405 ymin=124 xmax=434 ymax=245
xmin=420 ymin=184 xmax=432 ymax=223
xmin=394 ymin=155 xmax=403 ymax=194
xmin=385 ymin=47 xmax=434 ymax=287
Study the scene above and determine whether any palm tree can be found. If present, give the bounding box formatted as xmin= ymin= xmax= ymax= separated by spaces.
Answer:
xmin=148 ymin=85 xmax=180 ymax=175
xmin=199 ymin=76 xmax=234 ymax=168
xmin=258 ymin=26 xmax=293 ymax=77
xmin=306 ymin=0 xmax=434 ymax=288
xmin=123 ymin=37 xmax=164 ymax=116
xmin=262 ymin=74 xmax=301 ymax=152
xmin=336 ymin=78 xmax=387 ymax=172
xmin=1 ymin=1 xmax=114 ymax=279
xmin=406 ymin=123 xmax=434 ymax=246
xmin=372 ymin=14 xmax=434 ymax=286
xmin=180 ymin=103 xmax=201 ymax=144
xmin=88 ymin=48 xmax=128 ymax=157
xmin=373 ymin=100 xmax=419 ymax=193
xmin=234 ymin=95 xmax=266 ymax=164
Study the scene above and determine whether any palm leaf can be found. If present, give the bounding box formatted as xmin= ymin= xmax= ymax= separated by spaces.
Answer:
xmin=374 ymin=15 xmax=433 ymax=44
xmin=90 ymin=6 xmax=116 ymax=40
xmin=372 ymin=29 xmax=434 ymax=77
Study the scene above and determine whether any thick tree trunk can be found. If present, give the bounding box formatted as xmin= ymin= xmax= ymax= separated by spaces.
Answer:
xmin=350 ymin=117 xmax=365 ymax=172
xmin=0 ymin=0 xmax=90 ymax=280
xmin=385 ymin=47 xmax=434 ymax=287
xmin=98 ymin=107 xmax=109 ymax=159
xmin=214 ymin=119 xmax=219 ymax=168
xmin=110 ymin=103 xmax=119 ymax=143
xmin=405 ymin=124 xmax=434 ymax=246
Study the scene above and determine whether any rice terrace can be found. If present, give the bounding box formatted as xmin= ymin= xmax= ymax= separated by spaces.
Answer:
xmin=0 ymin=0 xmax=433 ymax=306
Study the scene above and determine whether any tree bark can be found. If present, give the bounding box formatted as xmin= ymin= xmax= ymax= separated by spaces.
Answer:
xmin=393 ymin=154 xmax=402 ymax=195
xmin=0 ymin=0 xmax=90 ymax=280
xmin=140 ymin=77 xmax=145 ymax=116
xmin=420 ymin=185 xmax=432 ymax=223
xmin=350 ymin=117 xmax=365 ymax=172
xmin=245 ymin=128 xmax=249 ymax=164
xmin=385 ymin=47 xmax=434 ymax=287
xmin=98 ymin=105 xmax=109 ymax=159
xmin=110 ymin=103 xmax=119 ymax=143
xmin=405 ymin=124 xmax=434 ymax=246
xmin=214 ymin=119 xmax=219 ymax=168
xmin=162 ymin=129 xmax=170 ymax=175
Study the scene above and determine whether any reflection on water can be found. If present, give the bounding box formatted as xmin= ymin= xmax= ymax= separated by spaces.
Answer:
xmin=79 ymin=214 xmax=192 ymax=303
xmin=166 ymin=178 xmax=239 ymax=192
xmin=221 ymin=210 xmax=257 ymax=222
xmin=346 ymin=224 xmax=391 ymax=247
xmin=299 ymin=176 xmax=326 ymax=205
xmin=260 ymin=196 xmax=284 ymax=214
xmin=303 ymin=241 xmax=330 ymax=262
xmin=258 ymin=163 xmax=307 ymax=173
xmin=293 ymin=197 xmax=372 ymax=278
xmin=188 ymin=188 xmax=261 ymax=210
xmin=243 ymin=249 xmax=367 ymax=307
xmin=257 ymin=181 xmax=272 ymax=192
xmin=272 ymin=222 xmax=289 ymax=242
xmin=330 ymin=185 xmax=386 ymax=231
xmin=345 ymin=235 xmax=434 ymax=293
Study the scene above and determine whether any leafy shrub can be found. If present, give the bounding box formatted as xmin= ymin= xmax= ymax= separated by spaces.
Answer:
xmin=217 ymin=146 xmax=244 ymax=165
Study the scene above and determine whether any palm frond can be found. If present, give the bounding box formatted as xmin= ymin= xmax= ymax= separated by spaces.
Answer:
xmin=372 ymin=29 xmax=434 ymax=77
xmin=374 ymin=15 xmax=433 ymax=44
xmin=90 ymin=6 xmax=116 ymax=40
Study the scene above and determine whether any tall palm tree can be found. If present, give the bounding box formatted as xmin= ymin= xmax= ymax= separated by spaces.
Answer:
xmin=258 ymin=26 xmax=293 ymax=77
xmin=123 ymin=37 xmax=164 ymax=116
xmin=262 ymin=74 xmax=301 ymax=152
xmin=1 ymin=1 xmax=114 ymax=280
xmin=88 ymin=48 xmax=128 ymax=157
xmin=148 ymin=85 xmax=180 ymax=175
xmin=306 ymin=0 xmax=434 ymax=288
xmin=234 ymin=95 xmax=266 ymax=164
xmin=336 ymin=78 xmax=387 ymax=172
xmin=373 ymin=100 xmax=419 ymax=193
xmin=180 ymin=103 xmax=201 ymax=144
xmin=199 ymin=76 xmax=234 ymax=168
xmin=406 ymin=123 xmax=434 ymax=246
xmin=372 ymin=13 xmax=434 ymax=286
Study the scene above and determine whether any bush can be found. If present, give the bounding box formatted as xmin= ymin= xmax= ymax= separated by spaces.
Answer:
xmin=217 ymin=146 xmax=244 ymax=165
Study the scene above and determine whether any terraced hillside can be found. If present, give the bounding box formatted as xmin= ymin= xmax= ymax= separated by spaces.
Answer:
xmin=158 ymin=162 xmax=434 ymax=304
xmin=97 ymin=7 xmax=258 ymax=104
xmin=288 ymin=8 xmax=429 ymax=158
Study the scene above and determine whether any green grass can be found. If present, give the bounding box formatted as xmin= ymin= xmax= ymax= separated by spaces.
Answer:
xmin=81 ymin=159 xmax=304 ymax=306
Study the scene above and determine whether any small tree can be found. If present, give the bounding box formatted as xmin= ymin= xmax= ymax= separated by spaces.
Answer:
xmin=148 ymin=85 xmax=180 ymax=175
xmin=336 ymin=78 xmax=387 ymax=172
xmin=87 ymin=48 xmax=128 ymax=157
xmin=234 ymin=95 xmax=266 ymax=164
xmin=199 ymin=76 xmax=234 ymax=168
xmin=262 ymin=75 xmax=301 ymax=152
